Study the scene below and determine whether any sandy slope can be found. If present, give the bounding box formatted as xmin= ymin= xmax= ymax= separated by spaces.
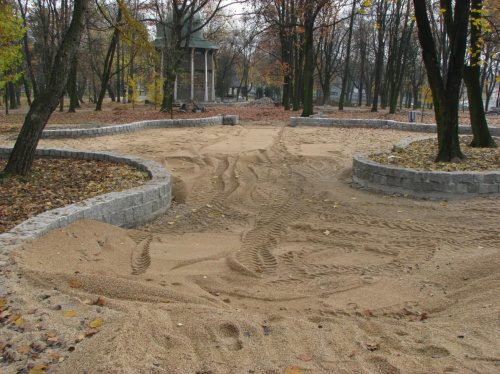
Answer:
xmin=3 ymin=121 xmax=500 ymax=373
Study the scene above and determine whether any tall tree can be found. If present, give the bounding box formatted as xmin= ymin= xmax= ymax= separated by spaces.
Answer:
xmin=316 ymin=11 xmax=344 ymax=105
xmin=2 ymin=0 xmax=90 ymax=176
xmin=17 ymin=0 xmax=39 ymax=99
xmin=413 ymin=0 xmax=470 ymax=161
xmin=370 ymin=0 xmax=389 ymax=112
xmin=338 ymin=0 xmax=356 ymax=110
xmin=95 ymin=1 xmax=122 ymax=111
xmin=254 ymin=0 xmax=296 ymax=109
xmin=301 ymin=0 xmax=329 ymax=117
xmin=386 ymin=0 xmax=414 ymax=113
xmin=462 ymin=0 xmax=496 ymax=147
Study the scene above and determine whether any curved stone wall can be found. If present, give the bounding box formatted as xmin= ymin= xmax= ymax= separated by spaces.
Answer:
xmin=352 ymin=141 xmax=500 ymax=199
xmin=41 ymin=115 xmax=239 ymax=139
xmin=0 ymin=147 xmax=171 ymax=248
xmin=289 ymin=117 xmax=500 ymax=136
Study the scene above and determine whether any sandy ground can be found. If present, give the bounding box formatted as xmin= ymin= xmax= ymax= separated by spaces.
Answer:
xmin=2 ymin=120 xmax=500 ymax=373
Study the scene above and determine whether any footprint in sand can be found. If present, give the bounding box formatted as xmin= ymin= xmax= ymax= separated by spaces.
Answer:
xmin=216 ymin=322 xmax=243 ymax=351
xmin=130 ymin=236 xmax=153 ymax=275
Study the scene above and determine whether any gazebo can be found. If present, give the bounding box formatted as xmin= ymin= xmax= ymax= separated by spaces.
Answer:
xmin=155 ymin=14 xmax=219 ymax=103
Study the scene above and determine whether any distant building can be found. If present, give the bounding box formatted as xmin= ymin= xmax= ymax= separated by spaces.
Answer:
xmin=155 ymin=13 xmax=219 ymax=102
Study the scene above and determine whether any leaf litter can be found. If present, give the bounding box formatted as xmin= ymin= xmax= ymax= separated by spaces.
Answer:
xmin=0 ymin=158 xmax=150 ymax=234
xmin=370 ymin=136 xmax=500 ymax=172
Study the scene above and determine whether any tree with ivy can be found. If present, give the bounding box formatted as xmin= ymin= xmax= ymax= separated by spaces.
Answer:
xmin=146 ymin=70 xmax=163 ymax=109
xmin=0 ymin=0 xmax=26 ymax=114
xmin=2 ymin=0 xmax=91 ymax=176
xmin=127 ymin=76 xmax=139 ymax=109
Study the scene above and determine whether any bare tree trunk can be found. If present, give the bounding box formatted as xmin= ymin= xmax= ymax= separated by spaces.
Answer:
xmin=95 ymin=6 xmax=121 ymax=111
xmin=371 ymin=0 xmax=388 ymax=112
xmin=68 ymin=55 xmax=79 ymax=112
xmin=413 ymin=0 xmax=469 ymax=161
xmin=301 ymin=12 xmax=315 ymax=117
xmin=22 ymin=74 xmax=32 ymax=106
xmin=339 ymin=0 xmax=357 ymax=110
xmin=463 ymin=0 xmax=496 ymax=147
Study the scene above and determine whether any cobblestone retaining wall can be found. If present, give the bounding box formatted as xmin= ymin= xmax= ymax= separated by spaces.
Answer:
xmin=0 ymin=148 xmax=171 ymax=248
xmin=289 ymin=117 xmax=500 ymax=136
xmin=41 ymin=115 xmax=239 ymax=139
xmin=352 ymin=141 xmax=500 ymax=199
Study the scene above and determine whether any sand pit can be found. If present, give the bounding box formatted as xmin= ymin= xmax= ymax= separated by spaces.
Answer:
xmin=2 ymin=122 xmax=500 ymax=373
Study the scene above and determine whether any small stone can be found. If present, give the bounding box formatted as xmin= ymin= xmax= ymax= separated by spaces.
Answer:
xmin=31 ymin=341 xmax=47 ymax=353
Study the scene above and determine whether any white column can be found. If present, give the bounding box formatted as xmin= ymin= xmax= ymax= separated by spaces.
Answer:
xmin=204 ymin=50 xmax=208 ymax=102
xmin=174 ymin=75 xmax=177 ymax=101
xmin=211 ymin=51 xmax=215 ymax=102
xmin=191 ymin=48 xmax=195 ymax=100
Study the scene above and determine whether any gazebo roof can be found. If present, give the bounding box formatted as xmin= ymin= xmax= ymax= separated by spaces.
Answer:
xmin=182 ymin=35 xmax=219 ymax=50
xmin=155 ymin=13 xmax=219 ymax=51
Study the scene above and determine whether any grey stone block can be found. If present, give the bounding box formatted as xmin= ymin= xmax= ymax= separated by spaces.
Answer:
xmin=479 ymin=183 xmax=498 ymax=194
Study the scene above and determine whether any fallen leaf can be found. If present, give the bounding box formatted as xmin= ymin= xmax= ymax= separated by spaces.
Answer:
xmin=420 ymin=312 xmax=428 ymax=321
xmin=367 ymin=342 xmax=381 ymax=351
xmin=284 ymin=366 xmax=305 ymax=374
xmin=10 ymin=312 xmax=21 ymax=322
xmin=48 ymin=352 xmax=60 ymax=361
xmin=63 ymin=311 xmax=77 ymax=317
xmin=362 ymin=309 xmax=373 ymax=317
xmin=0 ymin=299 xmax=6 ymax=308
xmin=69 ymin=279 xmax=82 ymax=288
xmin=17 ymin=345 xmax=31 ymax=354
xmin=46 ymin=337 xmax=59 ymax=346
xmin=28 ymin=365 xmax=47 ymax=374
xmin=206 ymin=204 xmax=213 ymax=208
xmin=323 ymin=230 xmax=330 ymax=236
xmin=93 ymin=297 xmax=107 ymax=306
xmin=88 ymin=319 xmax=103 ymax=328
